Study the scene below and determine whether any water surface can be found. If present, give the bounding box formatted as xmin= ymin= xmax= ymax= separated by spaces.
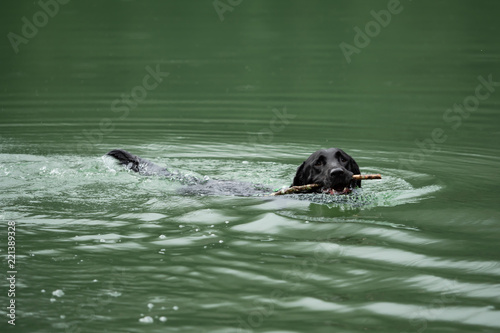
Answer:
xmin=1 ymin=1 xmax=500 ymax=332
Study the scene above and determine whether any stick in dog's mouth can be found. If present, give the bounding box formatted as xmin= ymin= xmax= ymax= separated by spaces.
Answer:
xmin=352 ymin=174 xmax=382 ymax=180
xmin=270 ymin=174 xmax=381 ymax=196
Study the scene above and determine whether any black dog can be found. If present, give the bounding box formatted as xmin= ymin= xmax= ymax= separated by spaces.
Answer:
xmin=106 ymin=148 xmax=361 ymax=196
xmin=291 ymin=148 xmax=361 ymax=194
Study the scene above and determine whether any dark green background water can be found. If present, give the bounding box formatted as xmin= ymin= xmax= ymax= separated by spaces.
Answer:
xmin=1 ymin=1 xmax=500 ymax=332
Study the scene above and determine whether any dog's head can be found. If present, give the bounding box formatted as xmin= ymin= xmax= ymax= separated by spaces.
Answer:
xmin=292 ymin=148 xmax=361 ymax=193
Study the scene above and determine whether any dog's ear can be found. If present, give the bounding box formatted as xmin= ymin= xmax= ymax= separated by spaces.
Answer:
xmin=346 ymin=155 xmax=362 ymax=188
xmin=292 ymin=162 xmax=309 ymax=186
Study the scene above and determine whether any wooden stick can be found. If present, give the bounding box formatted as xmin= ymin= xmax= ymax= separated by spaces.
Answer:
xmin=270 ymin=184 xmax=321 ymax=196
xmin=270 ymin=174 xmax=381 ymax=196
xmin=352 ymin=174 xmax=381 ymax=180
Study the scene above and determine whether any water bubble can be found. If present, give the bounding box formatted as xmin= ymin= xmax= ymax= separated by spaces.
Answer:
xmin=147 ymin=303 xmax=154 ymax=310
xmin=159 ymin=234 xmax=166 ymax=239
xmin=159 ymin=316 xmax=167 ymax=322
xmin=52 ymin=289 xmax=65 ymax=297
xmin=173 ymin=306 xmax=179 ymax=311
xmin=139 ymin=316 xmax=154 ymax=323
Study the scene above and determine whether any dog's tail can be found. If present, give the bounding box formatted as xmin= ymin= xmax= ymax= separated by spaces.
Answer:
xmin=107 ymin=149 xmax=141 ymax=172
xmin=106 ymin=149 xmax=174 ymax=177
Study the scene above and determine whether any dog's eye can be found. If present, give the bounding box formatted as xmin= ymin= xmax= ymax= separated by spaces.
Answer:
xmin=314 ymin=160 xmax=325 ymax=167
xmin=340 ymin=156 xmax=347 ymax=163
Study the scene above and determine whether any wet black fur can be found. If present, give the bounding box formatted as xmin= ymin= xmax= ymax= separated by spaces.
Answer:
xmin=106 ymin=148 xmax=361 ymax=196
xmin=291 ymin=148 xmax=361 ymax=192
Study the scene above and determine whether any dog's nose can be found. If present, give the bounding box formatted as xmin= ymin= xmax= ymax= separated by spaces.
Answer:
xmin=330 ymin=168 xmax=344 ymax=177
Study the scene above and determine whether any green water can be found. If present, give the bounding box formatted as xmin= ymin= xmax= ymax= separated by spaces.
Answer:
xmin=1 ymin=1 xmax=500 ymax=332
